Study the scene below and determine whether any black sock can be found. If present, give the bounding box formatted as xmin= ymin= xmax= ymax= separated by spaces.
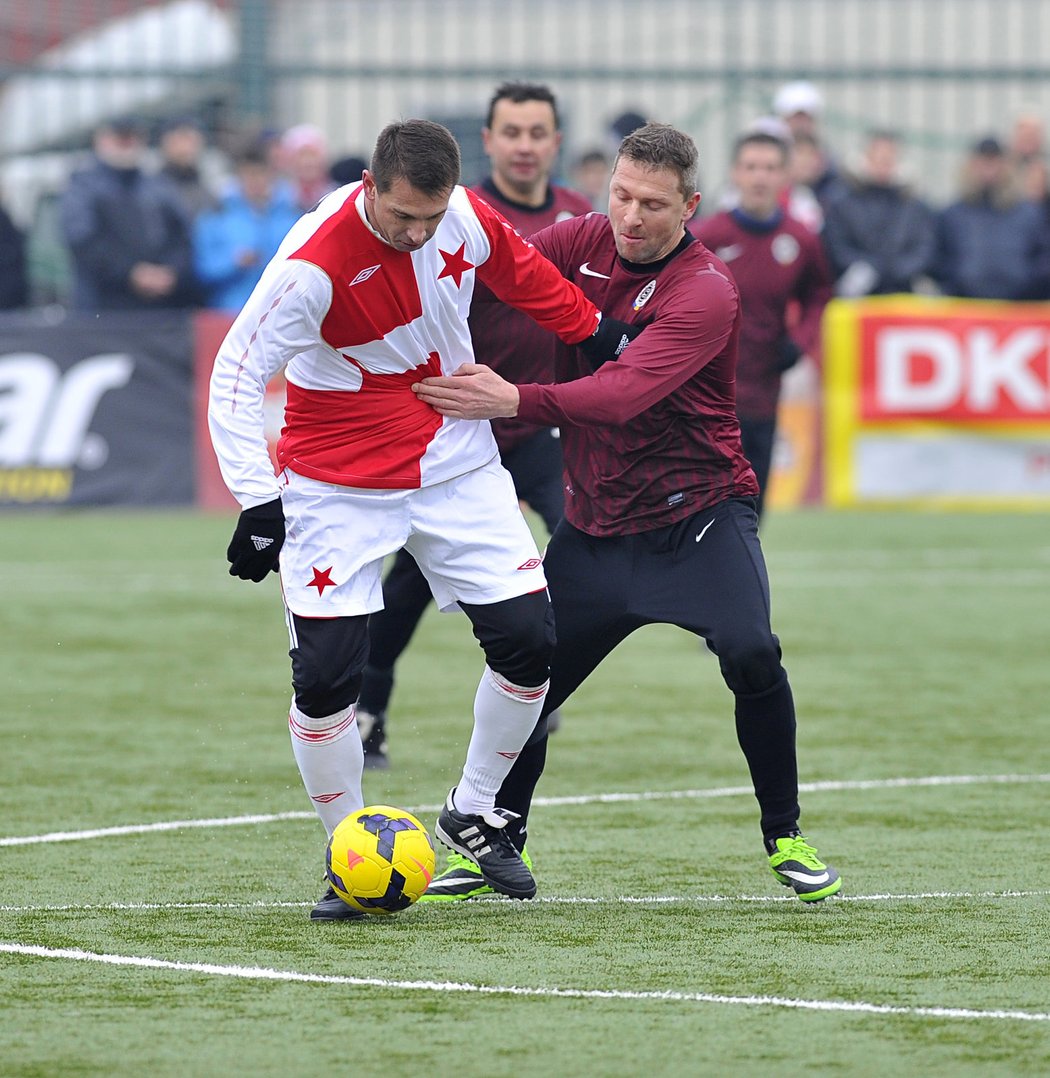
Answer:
xmin=496 ymin=735 xmax=549 ymax=852
xmin=734 ymin=674 xmax=801 ymax=844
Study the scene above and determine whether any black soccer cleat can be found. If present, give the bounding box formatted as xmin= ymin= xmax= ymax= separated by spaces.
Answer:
xmin=434 ymin=788 xmax=536 ymax=900
xmin=310 ymin=885 xmax=366 ymax=921
xmin=358 ymin=708 xmax=389 ymax=770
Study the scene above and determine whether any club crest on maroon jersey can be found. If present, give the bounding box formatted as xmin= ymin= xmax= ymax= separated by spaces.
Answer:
xmin=633 ymin=280 xmax=656 ymax=311
xmin=772 ymin=233 xmax=800 ymax=265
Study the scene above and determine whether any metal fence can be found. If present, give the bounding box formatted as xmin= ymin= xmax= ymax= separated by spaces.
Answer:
xmin=2 ymin=0 xmax=1050 ymax=297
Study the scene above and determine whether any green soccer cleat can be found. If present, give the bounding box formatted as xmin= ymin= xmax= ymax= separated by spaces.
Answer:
xmin=419 ymin=846 xmax=534 ymax=903
xmin=768 ymin=834 xmax=842 ymax=902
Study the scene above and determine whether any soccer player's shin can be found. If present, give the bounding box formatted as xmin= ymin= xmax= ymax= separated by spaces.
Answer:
xmin=733 ymin=673 xmax=801 ymax=841
xmin=288 ymin=701 xmax=365 ymax=835
xmin=453 ymin=666 xmax=548 ymax=815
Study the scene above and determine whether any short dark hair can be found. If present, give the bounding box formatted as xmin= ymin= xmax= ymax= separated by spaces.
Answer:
xmin=485 ymin=81 xmax=560 ymax=130
xmin=732 ymin=130 xmax=789 ymax=163
xmin=616 ymin=122 xmax=699 ymax=199
xmin=370 ymin=119 xmax=461 ymax=195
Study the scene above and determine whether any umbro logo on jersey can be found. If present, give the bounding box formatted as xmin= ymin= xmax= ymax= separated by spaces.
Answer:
xmin=311 ymin=792 xmax=344 ymax=804
xmin=348 ymin=264 xmax=381 ymax=286
xmin=250 ymin=535 xmax=274 ymax=551
xmin=517 ymin=558 xmax=543 ymax=571
xmin=579 ymin=262 xmax=611 ymax=278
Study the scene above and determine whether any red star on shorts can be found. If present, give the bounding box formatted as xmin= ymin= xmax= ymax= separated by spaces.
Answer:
xmin=437 ymin=242 xmax=474 ymax=287
xmin=307 ymin=566 xmax=336 ymax=596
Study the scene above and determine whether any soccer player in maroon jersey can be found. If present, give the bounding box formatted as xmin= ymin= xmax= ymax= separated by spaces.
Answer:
xmin=357 ymin=83 xmax=593 ymax=767
xmin=691 ymin=131 xmax=832 ymax=516
xmin=415 ymin=123 xmax=842 ymax=903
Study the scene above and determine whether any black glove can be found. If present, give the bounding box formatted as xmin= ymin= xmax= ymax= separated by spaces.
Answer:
xmin=775 ymin=335 xmax=804 ymax=372
xmin=577 ymin=314 xmax=642 ymax=370
xmin=226 ymin=497 xmax=285 ymax=581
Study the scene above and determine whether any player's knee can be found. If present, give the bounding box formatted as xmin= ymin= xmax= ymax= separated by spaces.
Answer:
xmin=289 ymin=615 xmax=368 ymax=718
xmin=468 ymin=591 xmax=555 ymax=688
xmin=293 ymin=664 xmax=364 ymax=715
xmin=717 ymin=637 xmax=784 ymax=696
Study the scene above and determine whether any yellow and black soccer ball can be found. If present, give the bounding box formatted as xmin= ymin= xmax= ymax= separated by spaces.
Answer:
xmin=325 ymin=805 xmax=435 ymax=915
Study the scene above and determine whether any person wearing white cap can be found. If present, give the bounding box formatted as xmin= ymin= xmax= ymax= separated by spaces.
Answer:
xmin=773 ymin=81 xmax=824 ymax=138
xmin=772 ymin=81 xmax=843 ymax=211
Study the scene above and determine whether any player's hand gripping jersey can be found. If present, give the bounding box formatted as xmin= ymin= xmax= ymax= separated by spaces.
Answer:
xmin=209 ymin=184 xmax=600 ymax=507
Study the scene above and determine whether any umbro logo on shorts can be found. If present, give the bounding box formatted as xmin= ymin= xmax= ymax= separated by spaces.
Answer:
xmin=516 ymin=557 xmax=542 ymax=571
xmin=250 ymin=535 xmax=274 ymax=551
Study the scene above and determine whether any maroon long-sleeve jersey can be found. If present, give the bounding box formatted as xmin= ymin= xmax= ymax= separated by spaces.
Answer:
xmin=517 ymin=213 xmax=759 ymax=536
xmin=690 ymin=209 xmax=832 ymax=421
xmin=469 ymin=177 xmax=593 ymax=452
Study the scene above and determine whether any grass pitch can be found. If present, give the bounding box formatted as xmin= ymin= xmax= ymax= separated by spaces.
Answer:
xmin=1 ymin=508 xmax=1048 ymax=1076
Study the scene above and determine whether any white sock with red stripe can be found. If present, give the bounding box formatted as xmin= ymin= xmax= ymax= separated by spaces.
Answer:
xmin=288 ymin=701 xmax=365 ymax=836
xmin=453 ymin=666 xmax=548 ymax=816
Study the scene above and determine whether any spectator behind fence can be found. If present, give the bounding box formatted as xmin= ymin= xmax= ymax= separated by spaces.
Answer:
xmin=822 ymin=129 xmax=936 ymax=296
xmin=156 ymin=116 xmax=218 ymax=221
xmin=0 ymin=194 xmax=28 ymax=309
xmin=329 ymin=154 xmax=368 ymax=188
xmin=194 ymin=144 xmax=301 ymax=311
xmin=772 ymin=81 xmax=843 ymax=212
xmin=571 ymin=148 xmax=611 ymax=210
xmin=691 ymin=130 xmax=832 ymax=517
xmin=279 ymin=123 xmax=337 ymax=212
xmin=60 ymin=116 xmax=199 ymax=311
xmin=1007 ymin=109 xmax=1049 ymax=203
xmin=933 ymin=136 xmax=1049 ymax=301
xmin=787 ymin=132 xmax=845 ymax=231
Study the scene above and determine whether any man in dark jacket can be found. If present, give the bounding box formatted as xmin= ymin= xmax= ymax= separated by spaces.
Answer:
xmin=823 ymin=130 xmax=936 ymax=296
xmin=60 ymin=116 xmax=199 ymax=311
xmin=934 ymin=136 xmax=1048 ymax=300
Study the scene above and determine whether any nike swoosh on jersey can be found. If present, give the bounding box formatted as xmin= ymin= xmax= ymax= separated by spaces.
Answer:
xmin=579 ymin=262 xmax=611 ymax=278
xmin=715 ymin=244 xmax=743 ymax=262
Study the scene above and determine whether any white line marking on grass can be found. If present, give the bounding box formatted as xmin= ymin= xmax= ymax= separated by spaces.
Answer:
xmin=2 ymin=890 xmax=1048 ymax=914
xmin=2 ymin=773 xmax=1048 ymax=847
xmin=774 ymin=570 xmax=1050 ymax=588
xmin=0 ymin=942 xmax=1046 ymax=1023
xmin=0 ymin=811 xmax=314 ymax=847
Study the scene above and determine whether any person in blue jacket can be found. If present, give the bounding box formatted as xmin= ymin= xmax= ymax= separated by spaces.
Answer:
xmin=194 ymin=144 xmax=302 ymax=311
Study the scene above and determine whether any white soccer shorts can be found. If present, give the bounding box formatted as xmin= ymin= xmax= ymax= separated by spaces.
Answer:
xmin=277 ymin=456 xmax=547 ymax=618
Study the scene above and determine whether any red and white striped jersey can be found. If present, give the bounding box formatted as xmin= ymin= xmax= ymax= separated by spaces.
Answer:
xmin=208 ymin=182 xmax=599 ymax=508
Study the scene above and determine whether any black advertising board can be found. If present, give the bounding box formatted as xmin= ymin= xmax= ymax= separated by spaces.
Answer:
xmin=0 ymin=310 xmax=194 ymax=507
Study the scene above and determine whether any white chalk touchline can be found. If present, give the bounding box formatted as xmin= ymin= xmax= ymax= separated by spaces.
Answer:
xmin=2 ymin=890 xmax=1048 ymax=914
xmin=2 ymin=773 xmax=1047 ymax=848
xmin=0 ymin=943 xmax=1045 ymax=1023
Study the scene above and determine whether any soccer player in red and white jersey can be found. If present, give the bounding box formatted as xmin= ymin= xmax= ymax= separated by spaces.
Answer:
xmin=691 ymin=130 xmax=832 ymax=516
xmin=356 ymin=84 xmax=593 ymax=765
xmin=208 ymin=119 xmax=630 ymax=919
xmin=415 ymin=123 xmax=842 ymax=903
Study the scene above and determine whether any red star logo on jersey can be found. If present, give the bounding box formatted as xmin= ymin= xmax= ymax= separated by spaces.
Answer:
xmin=307 ymin=566 xmax=336 ymax=596
xmin=437 ymin=242 xmax=474 ymax=287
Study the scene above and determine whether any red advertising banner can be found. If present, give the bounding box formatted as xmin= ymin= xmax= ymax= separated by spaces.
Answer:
xmin=824 ymin=296 xmax=1050 ymax=508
